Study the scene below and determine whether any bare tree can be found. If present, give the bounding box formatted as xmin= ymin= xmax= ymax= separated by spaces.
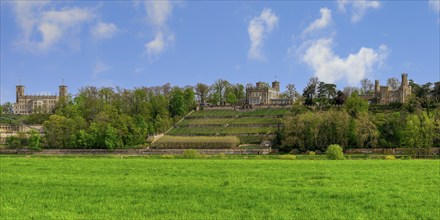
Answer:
xmin=360 ymin=78 xmax=374 ymax=94
xmin=286 ymin=84 xmax=299 ymax=99
xmin=343 ymin=86 xmax=359 ymax=97
xmin=387 ymin=77 xmax=400 ymax=91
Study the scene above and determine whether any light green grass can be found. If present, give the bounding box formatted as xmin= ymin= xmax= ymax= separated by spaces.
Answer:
xmin=0 ymin=157 xmax=439 ymax=219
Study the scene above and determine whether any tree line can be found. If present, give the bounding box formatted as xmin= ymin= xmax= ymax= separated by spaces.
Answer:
xmin=2 ymin=77 xmax=439 ymax=150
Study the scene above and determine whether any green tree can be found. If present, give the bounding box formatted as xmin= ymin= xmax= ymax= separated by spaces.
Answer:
xmin=169 ymin=87 xmax=185 ymax=117
xmin=345 ymin=92 xmax=368 ymax=117
xmin=28 ymin=130 xmax=41 ymax=150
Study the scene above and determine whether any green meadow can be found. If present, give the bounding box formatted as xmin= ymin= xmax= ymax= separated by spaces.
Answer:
xmin=0 ymin=156 xmax=439 ymax=219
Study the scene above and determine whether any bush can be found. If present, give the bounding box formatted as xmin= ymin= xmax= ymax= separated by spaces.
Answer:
xmin=385 ymin=155 xmax=396 ymax=160
xmin=326 ymin=144 xmax=345 ymax=160
xmin=279 ymin=154 xmax=296 ymax=160
xmin=182 ymin=149 xmax=200 ymax=159
xmin=308 ymin=151 xmax=316 ymax=156
xmin=218 ymin=153 xmax=227 ymax=159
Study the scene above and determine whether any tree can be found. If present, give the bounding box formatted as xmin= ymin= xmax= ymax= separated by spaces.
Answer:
xmin=212 ymin=79 xmax=230 ymax=105
xmin=387 ymin=77 xmax=400 ymax=91
xmin=286 ymin=84 xmax=299 ymax=99
xmin=169 ymin=87 xmax=185 ymax=117
xmin=343 ymin=86 xmax=359 ymax=97
xmin=334 ymin=91 xmax=346 ymax=105
xmin=28 ymin=130 xmax=41 ymax=150
xmin=195 ymin=83 xmax=209 ymax=107
xmin=360 ymin=78 xmax=374 ymax=95
xmin=1 ymin=102 xmax=14 ymax=114
xmin=302 ymin=76 xmax=319 ymax=105
xmin=183 ymin=87 xmax=196 ymax=112
xmin=344 ymin=92 xmax=368 ymax=117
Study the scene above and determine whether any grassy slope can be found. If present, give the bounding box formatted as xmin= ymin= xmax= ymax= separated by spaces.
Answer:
xmin=1 ymin=156 xmax=439 ymax=219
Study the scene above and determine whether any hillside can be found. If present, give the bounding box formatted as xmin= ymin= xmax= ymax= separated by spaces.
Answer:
xmin=153 ymin=108 xmax=290 ymax=149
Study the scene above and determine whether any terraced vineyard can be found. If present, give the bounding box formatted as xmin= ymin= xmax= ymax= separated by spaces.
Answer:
xmin=154 ymin=108 xmax=289 ymax=148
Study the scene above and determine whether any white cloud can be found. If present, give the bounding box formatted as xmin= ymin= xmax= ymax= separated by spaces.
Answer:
xmin=302 ymin=38 xmax=389 ymax=85
xmin=338 ymin=0 xmax=381 ymax=22
xmin=248 ymin=8 xmax=279 ymax=60
xmin=10 ymin=2 xmax=116 ymax=52
xmin=93 ymin=60 xmax=111 ymax=79
xmin=143 ymin=0 xmax=175 ymax=60
xmin=429 ymin=0 xmax=440 ymax=13
xmin=91 ymin=22 xmax=118 ymax=40
xmin=294 ymin=7 xmax=389 ymax=85
xmin=303 ymin=7 xmax=332 ymax=34
xmin=145 ymin=0 xmax=173 ymax=27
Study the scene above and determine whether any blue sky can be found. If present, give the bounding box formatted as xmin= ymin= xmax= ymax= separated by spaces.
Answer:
xmin=1 ymin=0 xmax=439 ymax=103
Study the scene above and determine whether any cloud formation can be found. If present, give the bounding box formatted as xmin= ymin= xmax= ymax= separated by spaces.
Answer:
xmin=248 ymin=8 xmax=279 ymax=60
xmin=303 ymin=7 xmax=331 ymax=34
xmin=302 ymin=38 xmax=388 ymax=84
xmin=296 ymin=8 xmax=389 ymax=85
xmin=429 ymin=0 xmax=440 ymax=13
xmin=338 ymin=0 xmax=381 ymax=22
xmin=144 ymin=0 xmax=175 ymax=61
xmin=91 ymin=22 xmax=118 ymax=40
xmin=11 ymin=1 xmax=117 ymax=52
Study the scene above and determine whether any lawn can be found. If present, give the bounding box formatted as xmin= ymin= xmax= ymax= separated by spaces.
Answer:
xmin=178 ymin=118 xmax=281 ymax=126
xmin=0 ymin=156 xmax=438 ymax=219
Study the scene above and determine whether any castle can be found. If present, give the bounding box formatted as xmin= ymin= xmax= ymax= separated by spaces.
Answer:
xmin=245 ymin=81 xmax=291 ymax=105
xmin=361 ymin=73 xmax=412 ymax=104
xmin=13 ymin=85 xmax=67 ymax=115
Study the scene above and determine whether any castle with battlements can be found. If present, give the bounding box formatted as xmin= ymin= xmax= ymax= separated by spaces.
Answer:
xmin=13 ymin=85 xmax=67 ymax=115
xmin=361 ymin=73 xmax=412 ymax=104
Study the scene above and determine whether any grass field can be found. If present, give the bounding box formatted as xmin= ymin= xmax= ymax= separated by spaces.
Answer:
xmin=1 ymin=156 xmax=438 ymax=219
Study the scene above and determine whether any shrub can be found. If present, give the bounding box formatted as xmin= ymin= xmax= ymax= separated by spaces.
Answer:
xmin=308 ymin=151 xmax=316 ymax=156
xmin=326 ymin=144 xmax=345 ymax=160
xmin=279 ymin=154 xmax=296 ymax=160
xmin=182 ymin=149 xmax=200 ymax=159
xmin=385 ymin=155 xmax=396 ymax=160
xmin=161 ymin=154 xmax=174 ymax=159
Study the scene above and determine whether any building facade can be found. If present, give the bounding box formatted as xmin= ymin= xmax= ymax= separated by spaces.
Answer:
xmin=361 ymin=73 xmax=412 ymax=104
xmin=245 ymin=81 xmax=291 ymax=105
xmin=13 ymin=85 xmax=67 ymax=114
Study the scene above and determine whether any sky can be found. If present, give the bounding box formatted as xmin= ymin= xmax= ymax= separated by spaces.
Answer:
xmin=1 ymin=0 xmax=439 ymax=103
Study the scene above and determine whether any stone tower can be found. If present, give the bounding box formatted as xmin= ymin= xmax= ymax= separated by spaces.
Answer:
xmin=374 ymin=80 xmax=380 ymax=94
xmin=59 ymin=85 xmax=68 ymax=98
xmin=400 ymin=73 xmax=411 ymax=103
xmin=16 ymin=85 xmax=25 ymax=102
xmin=272 ymin=81 xmax=280 ymax=92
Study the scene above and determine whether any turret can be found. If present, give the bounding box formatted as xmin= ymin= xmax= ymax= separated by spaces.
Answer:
xmin=16 ymin=85 xmax=25 ymax=102
xmin=59 ymin=85 xmax=67 ymax=98
xmin=272 ymin=81 xmax=280 ymax=92
xmin=374 ymin=80 xmax=380 ymax=94
xmin=401 ymin=73 xmax=408 ymax=87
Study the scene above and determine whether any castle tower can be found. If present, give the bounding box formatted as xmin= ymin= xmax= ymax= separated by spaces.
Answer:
xmin=374 ymin=80 xmax=380 ymax=94
xmin=272 ymin=81 xmax=280 ymax=92
xmin=59 ymin=85 xmax=68 ymax=98
xmin=16 ymin=85 xmax=25 ymax=102
xmin=400 ymin=73 xmax=410 ymax=103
